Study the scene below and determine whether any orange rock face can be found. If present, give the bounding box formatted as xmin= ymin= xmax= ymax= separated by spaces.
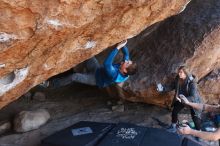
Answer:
xmin=0 ymin=0 xmax=190 ymax=108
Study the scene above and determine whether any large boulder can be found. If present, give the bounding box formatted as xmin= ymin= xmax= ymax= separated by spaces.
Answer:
xmin=14 ymin=109 xmax=50 ymax=132
xmin=108 ymin=0 xmax=220 ymax=107
xmin=0 ymin=0 xmax=190 ymax=109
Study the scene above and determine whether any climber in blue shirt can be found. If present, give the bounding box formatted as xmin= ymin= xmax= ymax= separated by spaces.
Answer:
xmin=40 ymin=40 xmax=137 ymax=88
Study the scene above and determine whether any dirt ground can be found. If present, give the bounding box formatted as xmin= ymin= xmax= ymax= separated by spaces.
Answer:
xmin=0 ymin=83 xmax=218 ymax=146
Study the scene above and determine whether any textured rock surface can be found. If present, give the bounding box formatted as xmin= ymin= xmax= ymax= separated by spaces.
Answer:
xmin=0 ymin=0 xmax=190 ymax=109
xmin=0 ymin=120 xmax=11 ymax=135
xmin=198 ymin=69 xmax=220 ymax=104
xmin=32 ymin=91 xmax=46 ymax=102
xmin=110 ymin=0 xmax=220 ymax=107
xmin=14 ymin=109 xmax=50 ymax=132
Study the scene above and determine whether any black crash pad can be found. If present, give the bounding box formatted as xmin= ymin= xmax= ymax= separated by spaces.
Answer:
xmin=182 ymin=137 xmax=206 ymax=146
xmin=140 ymin=127 xmax=183 ymax=146
xmin=42 ymin=121 xmax=204 ymax=146
xmin=97 ymin=123 xmax=147 ymax=146
xmin=41 ymin=121 xmax=115 ymax=146
xmin=97 ymin=123 xmax=204 ymax=146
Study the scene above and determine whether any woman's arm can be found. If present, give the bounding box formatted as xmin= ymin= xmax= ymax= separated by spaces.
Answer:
xmin=178 ymin=125 xmax=220 ymax=141
xmin=180 ymin=95 xmax=220 ymax=113
xmin=188 ymin=102 xmax=220 ymax=113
